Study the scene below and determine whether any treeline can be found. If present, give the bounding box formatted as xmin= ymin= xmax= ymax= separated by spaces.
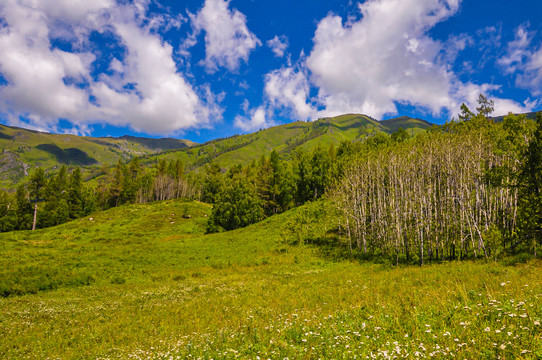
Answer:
xmin=0 ymin=157 xmax=201 ymax=231
xmin=2 ymin=94 xmax=541 ymax=266
xmin=204 ymin=146 xmax=336 ymax=232
xmin=94 ymin=157 xmax=199 ymax=207
xmin=0 ymin=166 xmax=94 ymax=231
xmin=332 ymin=98 xmax=541 ymax=263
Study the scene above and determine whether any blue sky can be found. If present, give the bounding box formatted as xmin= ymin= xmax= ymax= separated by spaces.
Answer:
xmin=0 ymin=0 xmax=541 ymax=143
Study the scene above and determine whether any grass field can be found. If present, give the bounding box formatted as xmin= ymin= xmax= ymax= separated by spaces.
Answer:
xmin=1 ymin=200 xmax=541 ymax=359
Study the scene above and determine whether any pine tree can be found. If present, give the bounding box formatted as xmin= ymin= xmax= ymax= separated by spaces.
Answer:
xmin=68 ymin=167 xmax=83 ymax=219
xmin=15 ymin=184 xmax=32 ymax=230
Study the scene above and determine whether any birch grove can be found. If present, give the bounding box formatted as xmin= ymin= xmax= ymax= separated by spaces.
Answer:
xmin=333 ymin=125 xmax=522 ymax=264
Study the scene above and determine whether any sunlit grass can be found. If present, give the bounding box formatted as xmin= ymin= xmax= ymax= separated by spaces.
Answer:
xmin=1 ymin=199 xmax=541 ymax=359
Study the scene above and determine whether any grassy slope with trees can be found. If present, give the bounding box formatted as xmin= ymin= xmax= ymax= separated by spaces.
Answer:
xmin=0 ymin=199 xmax=541 ymax=358
xmin=0 ymin=124 xmax=194 ymax=189
xmin=0 ymin=114 xmax=431 ymax=190
xmin=1 ymin=101 xmax=542 ymax=358
xmin=154 ymin=114 xmax=431 ymax=171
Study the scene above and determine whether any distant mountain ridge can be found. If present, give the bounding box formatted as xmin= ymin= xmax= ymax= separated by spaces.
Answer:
xmin=0 ymin=114 xmax=432 ymax=188
xmin=491 ymin=111 xmax=539 ymax=123
xmin=0 ymin=124 xmax=197 ymax=188
xmin=153 ymin=114 xmax=433 ymax=171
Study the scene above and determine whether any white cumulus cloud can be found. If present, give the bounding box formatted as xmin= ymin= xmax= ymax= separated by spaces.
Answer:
xmin=267 ymin=35 xmax=289 ymax=58
xmin=299 ymin=0 xmax=530 ymax=120
xmin=264 ymin=64 xmax=316 ymax=121
xmin=0 ymin=0 xmax=222 ymax=135
xmin=234 ymin=106 xmax=271 ymax=132
xmin=499 ymin=25 xmax=542 ymax=97
xmin=191 ymin=0 xmax=260 ymax=73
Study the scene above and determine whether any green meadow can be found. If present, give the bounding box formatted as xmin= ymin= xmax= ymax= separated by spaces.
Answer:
xmin=0 ymin=199 xmax=540 ymax=359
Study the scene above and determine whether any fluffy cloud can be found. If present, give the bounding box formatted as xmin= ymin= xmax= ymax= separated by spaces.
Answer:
xmin=0 ymin=0 xmax=100 ymax=131
xmin=267 ymin=35 xmax=289 ymax=58
xmin=298 ymin=0 xmax=529 ymax=120
xmin=191 ymin=0 xmax=260 ymax=73
xmin=499 ymin=26 xmax=542 ymax=97
xmin=0 ymin=0 xmax=221 ymax=135
xmin=234 ymin=106 xmax=271 ymax=132
xmin=264 ymin=64 xmax=316 ymax=121
xmin=306 ymin=0 xmax=461 ymax=118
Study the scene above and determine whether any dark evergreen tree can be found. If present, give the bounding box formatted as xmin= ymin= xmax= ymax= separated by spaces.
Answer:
xmin=68 ymin=167 xmax=84 ymax=219
xmin=294 ymin=150 xmax=312 ymax=204
xmin=15 ymin=184 xmax=32 ymax=230
xmin=308 ymin=145 xmax=332 ymax=200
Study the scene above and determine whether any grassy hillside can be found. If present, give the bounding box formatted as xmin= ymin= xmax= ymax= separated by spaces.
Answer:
xmin=0 ymin=114 xmax=431 ymax=188
xmin=156 ymin=114 xmax=432 ymax=170
xmin=0 ymin=199 xmax=540 ymax=359
xmin=0 ymin=124 xmax=194 ymax=189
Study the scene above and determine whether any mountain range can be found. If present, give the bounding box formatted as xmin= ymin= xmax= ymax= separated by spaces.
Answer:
xmin=0 ymin=114 xmax=432 ymax=189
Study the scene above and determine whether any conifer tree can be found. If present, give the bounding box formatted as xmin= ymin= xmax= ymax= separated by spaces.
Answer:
xmin=68 ymin=167 xmax=83 ymax=219
xmin=15 ymin=184 xmax=32 ymax=230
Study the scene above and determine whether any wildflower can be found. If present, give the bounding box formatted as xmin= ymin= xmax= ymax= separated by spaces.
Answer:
xmin=484 ymin=327 xmax=490 ymax=332
xmin=500 ymin=282 xmax=506 ymax=286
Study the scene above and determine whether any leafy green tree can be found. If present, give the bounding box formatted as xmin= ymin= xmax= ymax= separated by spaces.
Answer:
xmin=366 ymin=131 xmax=391 ymax=147
xmin=123 ymin=157 xmax=143 ymax=203
xmin=0 ymin=190 xmax=16 ymax=232
xmin=391 ymin=127 xmax=410 ymax=142
xmin=309 ymin=145 xmax=332 ymax=199
xmin=28 ymin=167 xmax=46 ymax=230
xmin=458 ymin=103 xmax=475 ymax=122
xmin=476 ymin=93 xmax=495 ymax=118
xmin=294 ymin=150 xmax=312 ymax=204
xmin=208 ymin=175 xmax=264 ymax=231
xmin=110 ymin=159 xmax=126 ymax=207
xmin=276 ymin=161 xmax=296 ymax=212
xmin=202 ymin=163 xmax=223 ymax=204
xmin=15 ymin=184 xmax=32 ymax=230
xmin=517 ymin=112 xmax=542 ymax=257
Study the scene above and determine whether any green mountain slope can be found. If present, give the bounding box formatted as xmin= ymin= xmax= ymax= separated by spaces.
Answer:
xmin=0 ymin=114 xmax=431 ymax=188
xmin=491 ymin=111 xmax=539 ymax=122
xmin=156 ymin=114 xmax=432 ymax=170
xmin=0 ymin=124 xmax=195 ymax=188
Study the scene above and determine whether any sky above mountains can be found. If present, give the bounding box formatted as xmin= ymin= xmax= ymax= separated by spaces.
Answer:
xmin=0 ymin=0 xmax=541 ymax=142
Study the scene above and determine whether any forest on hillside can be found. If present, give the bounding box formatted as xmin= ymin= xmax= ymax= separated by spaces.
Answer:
xmin=1 ymin=96 xmax=541 ymax=264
